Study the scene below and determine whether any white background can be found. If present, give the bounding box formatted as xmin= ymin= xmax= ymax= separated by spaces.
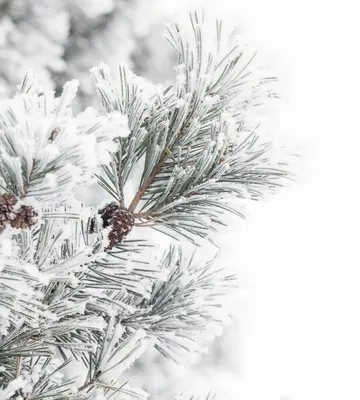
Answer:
xmin=193 ymin=0 xmax=360 ymax=399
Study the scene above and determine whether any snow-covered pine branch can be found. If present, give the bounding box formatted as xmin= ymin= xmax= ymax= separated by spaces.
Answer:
xmin=0 ymin=9 xmax=295 ymax=400
xmin=122 ymin=247 xmax=236 ymax=363
xmin=0 ymin=72 xmax=126 ymax=205
xmin=91 ymin=11 xmax=293 ymax=244
xmin=0 ymin=223 xmax=236 ymax=398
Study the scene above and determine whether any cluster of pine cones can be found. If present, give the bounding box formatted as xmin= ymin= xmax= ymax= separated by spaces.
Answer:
xmin=0 ymin=193 xmax=37 ymax=233
xmin=1 ymin=192 xmax=134 ymax=249
xmin=91 ymin=202 xmax=135 ymax=250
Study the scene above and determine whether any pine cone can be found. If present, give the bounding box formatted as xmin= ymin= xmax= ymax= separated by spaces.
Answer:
xmin=0 ymin=193 xmax=17 ymax=232
xmin=10 ymin=205 xmax=38 ymax=230
xmin=97 ymin=202 xmax=134 ymax=249
xmin=98 ymin=202 xmax=120 ymax=228
xmin=107 ymin=209 xmax=134 ymax=249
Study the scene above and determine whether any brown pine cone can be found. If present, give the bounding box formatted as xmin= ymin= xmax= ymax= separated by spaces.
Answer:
xmin=10 ymin=205 xmax=38 ymax=230
xmin=98 ymin=202 xmax=121 ymax=228
xmin=107 ymin=209 xmax=134 ymax=249
xmin=96 ymin=202 xmax=134 ymax=249
xmin=0 ymin=193 xmax=17 ymax=233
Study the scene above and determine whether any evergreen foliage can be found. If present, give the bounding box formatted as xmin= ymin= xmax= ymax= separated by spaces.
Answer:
xmin=0 ymin=10 xmax=293 ymax=400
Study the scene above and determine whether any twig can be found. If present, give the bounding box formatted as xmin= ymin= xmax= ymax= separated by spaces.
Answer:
xmin=128 ymin=152 xmax=167 ymax=213
xmin=117 ymin=141 xmax=125 ymax=209
xmin=134 ymin=222 xmax=156 ymax=227
xmin=15 ymin=356 xmax=22 ymax=377
xmin=132 ymin=211 xmax=152 ymax=219
xmin=128 ymin=131 xmax=186 ymax=213
xmin=78 ymin=379 xmax=96 ymax=392
xmin=77 ymin=371 xmax=102 ymax=392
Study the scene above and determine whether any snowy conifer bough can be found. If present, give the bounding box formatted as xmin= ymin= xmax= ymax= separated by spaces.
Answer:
xmin=0 ymin=11 xmax=293 ymax=400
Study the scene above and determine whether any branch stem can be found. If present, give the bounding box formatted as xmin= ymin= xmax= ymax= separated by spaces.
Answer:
xmin=133 ymin=212 xmax=152 ymax=219
xmin=134 ymin=222 xmax=156 ymax=227
xmin=78 ymin=379 xmax=97 ymax=392
xmin=128 ymin=130 xmax=186 ymax=213
xmin=117 ymin=141 xmax=125 ymax=208
xmin=15 ymin=356 xmax=22 ymax=377
xmin=128 ymin=152 xmax=168 ymax=213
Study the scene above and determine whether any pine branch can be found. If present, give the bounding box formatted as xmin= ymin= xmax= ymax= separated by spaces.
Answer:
xmin=121 ymin=246 xmax=237 ymax=361
xmin=0 ymin=73 xmax=125 ymax=204
xmin=91 ymin=11 xmax=293 ymax=243
xmin=0 ymin=9 xmax=296 ymax=400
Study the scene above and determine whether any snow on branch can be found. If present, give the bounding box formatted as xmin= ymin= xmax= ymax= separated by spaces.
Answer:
xmin=0 ymin=8 xmax=296 ymax=400
xmin=0 ymin=72 xmax=128 ymax=204
xmin=90 ymin=10 xmax=293 ymax=243
xmin=122 ymin=246 xmax=237 ymax=362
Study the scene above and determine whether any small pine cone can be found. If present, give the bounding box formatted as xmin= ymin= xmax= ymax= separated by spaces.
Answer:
xmin=89 ymin=202 xmax=118 ymax=234
xmin=95 ymin=202 xmax=134 ymax=249
xmin=107 ymin=209 xmax=134 ymax=250
xmin=10 ymin=205 xmax=38 ymax=230
xmin=98 ymin=202 xmax=121 ymax=228
xmin=0 ymin=193 xmax=18 ymax=232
